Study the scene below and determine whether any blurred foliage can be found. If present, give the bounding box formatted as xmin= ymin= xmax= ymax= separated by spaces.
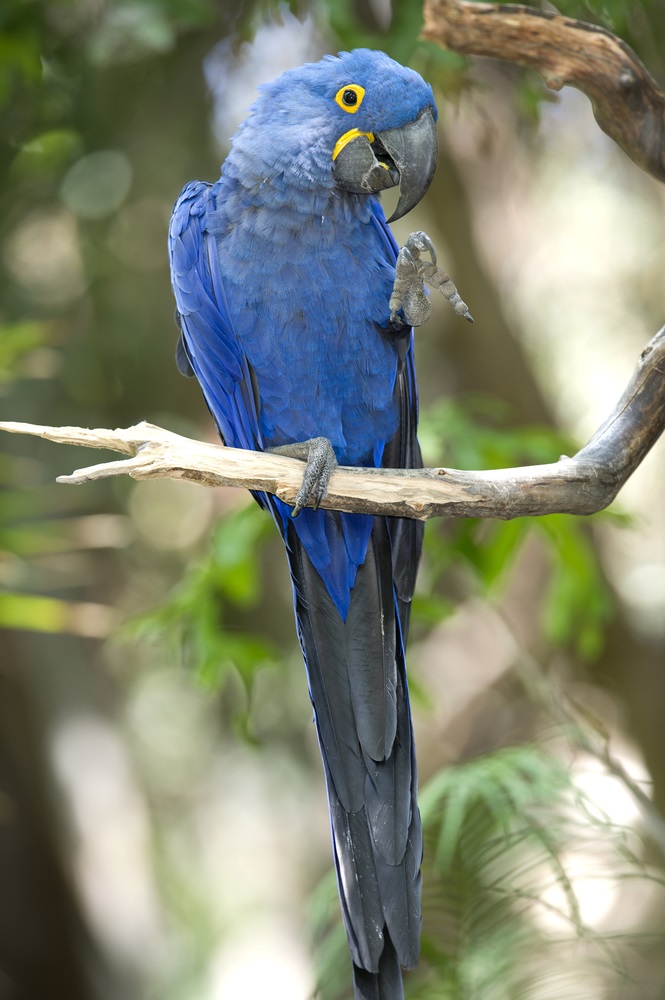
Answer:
xmin=418 ymin=396 xmax=615 ymax=661
xmin=311 ymin=743 xmax=662 ymax=999
xmin=0 ymin=319 xmax=48 ymax=381
xmin=316 ymin=0 xmax=467 ymax=85
xmin=126 ymin=504 xmax=279 ymax=696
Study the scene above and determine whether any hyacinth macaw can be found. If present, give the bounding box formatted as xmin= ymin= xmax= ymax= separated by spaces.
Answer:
xmin=169 ymin=48 xmax=470 ymax=1000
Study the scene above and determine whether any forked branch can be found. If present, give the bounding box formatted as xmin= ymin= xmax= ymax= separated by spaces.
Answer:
xmin=423 ymin=0 xmax=665 ymax=184
xmin=2 ymin=327 xmax=664 ymax=522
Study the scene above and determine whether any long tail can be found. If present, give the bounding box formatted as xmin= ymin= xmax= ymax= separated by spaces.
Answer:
xmin=283 ymin=512 xmax=422 ymax=999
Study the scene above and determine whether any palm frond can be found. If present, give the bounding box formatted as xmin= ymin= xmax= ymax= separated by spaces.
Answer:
xmin=310 ymin=743 xmax=664 ymax=1000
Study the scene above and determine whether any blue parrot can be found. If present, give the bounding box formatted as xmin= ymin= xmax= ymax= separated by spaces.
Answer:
xmin=169 ymin=48 xmax=469 ymax=1000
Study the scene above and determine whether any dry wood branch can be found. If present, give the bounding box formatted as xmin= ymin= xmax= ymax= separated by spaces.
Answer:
xmin=2 ymin=327 xmax=664 ymax=522
xmin=423 ymin=0 xmax=665 ymax=183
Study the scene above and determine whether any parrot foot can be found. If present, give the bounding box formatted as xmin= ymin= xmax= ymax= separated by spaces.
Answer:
xmin=389 ymin=230 xmax=474 ymax=326
xmin=269 ymin=437 xmax=338 ymax=516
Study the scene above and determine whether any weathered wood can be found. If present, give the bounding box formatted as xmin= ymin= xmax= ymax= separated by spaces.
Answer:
xmin=2 ymin=326 xmax=664 ymax=522
xmin=423 ymin=0 xmax=665 ymax=184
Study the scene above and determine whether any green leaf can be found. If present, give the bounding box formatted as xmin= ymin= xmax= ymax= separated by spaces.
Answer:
xmin=125 ymin=503 xmax=278 ymax=704
xmin=411 ymin=591 xmax=455 ymax=626
xmin=536 ymin=515 xmax=613 ymax=658
xmin=0 ymin=320 xmax=47 ymax=381
xmin=10 ymin=128 xmax=84 ymax=181
xmin=0 ymin=591 xmax=69 ymax=632
xmin=0 ymin=31 xmax=42 ymax=108
xmin=210 ymin=503 xmax=271 ymax=607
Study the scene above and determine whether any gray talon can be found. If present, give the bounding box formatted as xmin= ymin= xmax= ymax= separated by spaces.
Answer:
xmin=390 ymin=230 xmax=472 ymax=327
xmin=411 ymin=230 xmax=437 ymax=264
xmin=401 ymin=246 xmax=417 ymax=269
xmin=269 ymin=436 xmax=337 ymax=516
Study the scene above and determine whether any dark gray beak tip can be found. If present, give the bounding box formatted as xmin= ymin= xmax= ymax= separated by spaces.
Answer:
xmin=381 ymin=106 xmax=438 ymax=223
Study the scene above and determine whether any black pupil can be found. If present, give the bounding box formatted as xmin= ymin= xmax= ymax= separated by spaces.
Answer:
xmin=342 ymin=89 xmax=357 ymax=106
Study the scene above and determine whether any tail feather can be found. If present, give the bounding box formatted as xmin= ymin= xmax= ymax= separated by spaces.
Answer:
xmin=329 ymin=798 xmax=386 ymax=970
xmin=282 ymin=512 xmax=422 ymax=995
xmin=353 ymin=934 xmax=404 ymax=1000
xmin=292 ymin=541 xmax=366 ymax=813
xmin=344 ymin=526 xmax=397 ymax=761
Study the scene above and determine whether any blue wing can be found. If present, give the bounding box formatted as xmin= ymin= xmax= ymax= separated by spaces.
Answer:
xmin=169 ymin=180 xmax=262 ymax=455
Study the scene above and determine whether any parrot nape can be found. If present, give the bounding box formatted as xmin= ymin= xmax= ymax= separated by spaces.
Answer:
xmin=168 ymin=48 xmax=471 ymax=1000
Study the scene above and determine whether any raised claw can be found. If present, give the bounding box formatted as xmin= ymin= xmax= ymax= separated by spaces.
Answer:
xmin=389 ymin=230 xmax=473 ymax=327
xmin=390 ymin=243 xmax=431 ymax=326
xmin=409 ymin=230 xmax=437 ymax=265
xmin=399 ymin=246 xmax=418 ymax=270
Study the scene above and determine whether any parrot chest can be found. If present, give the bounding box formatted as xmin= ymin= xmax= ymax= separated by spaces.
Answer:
xmin=215 ymin=196 xmax=400 ymax=466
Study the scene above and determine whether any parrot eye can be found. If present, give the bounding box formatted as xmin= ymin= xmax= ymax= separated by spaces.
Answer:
xmin=335 ymin=84 xmax=365 ymax=113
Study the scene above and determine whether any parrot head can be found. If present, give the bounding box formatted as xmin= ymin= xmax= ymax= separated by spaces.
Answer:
xmin=242 ymin=49 xmax=438 ymax=222
xmin=327 ymin=50 xmax=438 ymax=222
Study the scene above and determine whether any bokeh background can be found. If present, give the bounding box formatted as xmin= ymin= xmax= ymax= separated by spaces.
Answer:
xmin=2 ymin=1 xmax=665 ymax=998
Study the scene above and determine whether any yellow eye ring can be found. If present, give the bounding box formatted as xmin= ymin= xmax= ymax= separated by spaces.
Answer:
xmin=335 ymin=84 xmax=365 ymax=114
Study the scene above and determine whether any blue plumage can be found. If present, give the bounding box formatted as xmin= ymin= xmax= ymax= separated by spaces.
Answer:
xmin=169 ymin=48 xmax=435 ymax=999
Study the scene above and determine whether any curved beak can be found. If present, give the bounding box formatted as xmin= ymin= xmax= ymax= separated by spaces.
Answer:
xmin=378 ymin=107 xmax=438 ymax=222
xmin=332 ymin=107 xmax=438 ymax=223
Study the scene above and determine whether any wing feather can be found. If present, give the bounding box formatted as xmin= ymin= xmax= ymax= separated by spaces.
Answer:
xmin=168 ymin=180 xmax=260 ymax=450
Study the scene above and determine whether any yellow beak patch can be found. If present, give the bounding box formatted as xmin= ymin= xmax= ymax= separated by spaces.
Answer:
xmin=332 ymin=128 xmax=375 ymax=161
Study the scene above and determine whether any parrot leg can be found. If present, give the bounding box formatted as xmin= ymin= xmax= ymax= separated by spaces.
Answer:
xmin=269 ymin=437 xmax=338 ymax=516
xmin=389 ymin=230 xmax=474 ymax=326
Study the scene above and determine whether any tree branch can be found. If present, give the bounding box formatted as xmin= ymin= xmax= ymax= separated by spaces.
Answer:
xmin=2 ymin=327 xmax=664 ymax=521
xmin=423 ymin=0 xmax=665 ymax=184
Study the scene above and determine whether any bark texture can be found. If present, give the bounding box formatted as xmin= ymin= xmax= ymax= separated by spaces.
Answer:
xmin=423 ymin=0 xmax=665 ymax=183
